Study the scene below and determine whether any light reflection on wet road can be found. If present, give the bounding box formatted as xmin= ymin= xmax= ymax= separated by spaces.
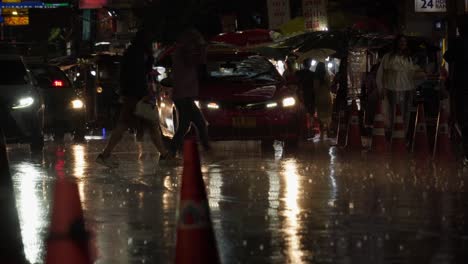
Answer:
xmin=4 ymin=136 xmax=468 ymax=264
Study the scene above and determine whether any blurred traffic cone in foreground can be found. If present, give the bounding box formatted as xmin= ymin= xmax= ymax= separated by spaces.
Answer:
xmin=371 ymin=100 xmax=388 ymax=153
xmin=433 ymin=102 xmax=455 ymax=162
xmin=46 ymin=178 xmax=93 ymax=264
xmin=391 ymin=104 xmax=407 ymax=155
xmin=412 ymin=103 xmax=430 ymax=160
xmin=346 ymin=100 xmax=362 ymax=150
xmin=336 ymin=110 xmax=347 ymax=146
xmin=175 ymin=139 xmax=220 ymax=264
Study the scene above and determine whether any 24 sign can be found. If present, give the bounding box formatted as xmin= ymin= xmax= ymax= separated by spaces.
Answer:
xmin=415 ymin=0 xmax=446 ymax=12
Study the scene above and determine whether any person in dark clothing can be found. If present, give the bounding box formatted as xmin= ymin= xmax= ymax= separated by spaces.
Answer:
xmin=167 ymin=27 xmax=211 ymax=157
xmin=296 ymin=59 xmax=316 ymax=115
xmin=444 ymin=15 xmax=468 ymax=161
xmin=96 ymin=30 xmax=170 ymax=168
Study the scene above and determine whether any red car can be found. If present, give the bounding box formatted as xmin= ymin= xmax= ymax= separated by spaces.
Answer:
xmin=157 ymin=47 xmax=308 ymax=147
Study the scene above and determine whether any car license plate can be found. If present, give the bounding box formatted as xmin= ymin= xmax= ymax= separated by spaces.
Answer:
xmin=232 ymin=117 xmax=256 ymax=128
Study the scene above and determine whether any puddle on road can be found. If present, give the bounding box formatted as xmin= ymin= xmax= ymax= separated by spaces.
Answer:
xmin=4 ymin=138 xmax=468 ymax=263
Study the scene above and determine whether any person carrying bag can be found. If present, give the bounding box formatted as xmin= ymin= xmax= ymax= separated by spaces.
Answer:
xmin=96 ymin=30 xmax=171 ymax=168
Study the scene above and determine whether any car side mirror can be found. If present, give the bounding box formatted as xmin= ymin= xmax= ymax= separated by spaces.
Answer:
xmin=160 ymin=77 xmax=173 ymax=87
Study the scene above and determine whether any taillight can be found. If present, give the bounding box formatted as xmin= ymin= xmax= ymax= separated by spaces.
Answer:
xmin=52 ymin=80 xmax=64 ymax=87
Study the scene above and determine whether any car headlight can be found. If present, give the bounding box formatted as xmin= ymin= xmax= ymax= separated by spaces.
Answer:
xmin=71 ymin=99 xmax=84 ymax=109
xmin=206 ymin=102 xmax=219 ymax=109
xmin=12 ymin=97 xmax=34 ymax=109
xmin=282 ymin=97 xmax=296 ymax=107
xmin=266 ymin=102 xmax=278 ymax=108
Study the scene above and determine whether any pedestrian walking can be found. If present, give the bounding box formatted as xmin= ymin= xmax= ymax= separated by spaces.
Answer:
xmin=96 ymin=30 xmax=170 ymax=168
xmin=364 ymin=63 xmax=381 ymax=129
xmin=296 ymin=59 xmax=316 ymax=117
xmin=167 ymin=27 xmax=211 ymax=158
xmin=444 ymin=15 xmax=468 ymax=162
xmin=314 ymin=62 xmax=333 ymax=138
xmin=376 ymin=35 xmax=425 ymax=137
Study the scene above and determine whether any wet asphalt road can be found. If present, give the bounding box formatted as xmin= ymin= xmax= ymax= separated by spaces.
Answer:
xmin=3 ymin=135 xmax=468 ymax=264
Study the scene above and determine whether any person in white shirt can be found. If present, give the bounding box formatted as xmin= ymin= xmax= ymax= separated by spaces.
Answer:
xmin=376 ymin=35 xmax=425 ymax=136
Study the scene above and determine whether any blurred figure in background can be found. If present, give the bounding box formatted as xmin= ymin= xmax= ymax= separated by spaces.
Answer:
xmin=296 ymin=59 xmax=316 ymax=117
xmin=376 ymin=35 xmax=425 ymax=137
xmin=314 ymin=62 xmax=333 ymax=138
xmin=444 ymin=15 xmax=468 ymax=162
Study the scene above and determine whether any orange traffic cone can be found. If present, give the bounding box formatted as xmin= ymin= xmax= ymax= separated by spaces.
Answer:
xmin=346 ymin=100 xmax=362 ymax=150
xmin=46 ymin=178 xmax=93 ymax=264
xmin=336 ymin=110 xmax=348 ymax=146
xmin=175 ymin=139 xmax=220 ymax=264
xmin=371 ymin=100 xmax=388 ymax=153
xmin=412 ymin=103 xmax=430 ymax=160
xmin=433 ymin=102 xmax=455 ymax=162
xmin=391 ymin=104 xmax=407 ymax=155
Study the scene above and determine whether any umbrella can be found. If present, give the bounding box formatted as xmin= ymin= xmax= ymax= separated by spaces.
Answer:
xmin=211 ymin=29 xmax=273 ymax=47
xmin=252 ymin=46 xmax=292 ymax=60
xmin=251 ymin=31 xmax=324 ymax=60
xmin=295 ymin=31 xmax=347 ymax=54
xmin=295 ymin=48 xmax=337 ymax=63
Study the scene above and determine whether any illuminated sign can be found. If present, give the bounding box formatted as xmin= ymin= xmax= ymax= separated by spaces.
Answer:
xmin=415 ymin=0 xmax=446 ymax=12
xmin=267 ymin=0 xmax=290 ymax=29
xmin=303 ymin=0 xmax=328 ymax=31
xmin=5 ymin=16 xmax=29 ymax=25
xmin=79 ymin=0 xmax=107 ymax=9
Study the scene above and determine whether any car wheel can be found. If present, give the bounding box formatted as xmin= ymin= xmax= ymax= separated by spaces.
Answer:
xmin=30 ymin=135 xmax=44 ymax=153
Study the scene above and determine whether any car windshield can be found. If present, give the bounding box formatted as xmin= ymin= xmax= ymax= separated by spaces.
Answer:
xmin=30 ymin=65 xmax=72 ymax=88
xmin=208 ymin=56 xmax=282 ymax=82
xmin=0 ymin=60 xmax=28 ymax=85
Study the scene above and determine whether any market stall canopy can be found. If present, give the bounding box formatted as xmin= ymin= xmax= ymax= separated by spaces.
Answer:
xmin=211 ymin=29 xmax=274 ymax=47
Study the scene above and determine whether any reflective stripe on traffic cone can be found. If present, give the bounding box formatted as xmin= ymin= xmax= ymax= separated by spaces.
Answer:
xmin=411 ymin=103 xmax=430 ymax=160
xmin=346 ymin=100 xmax=362 ymax=150
xmin=336 ymin=110 xmax=348 ymax=146
xmin=46 ymin=178 xmax=94 ymax=264
xmin=175 ymin=139 xmax=220 ymax=264
xmin=371 ymin=100 xmax=388 ymax=153
xmin=391 ymin=104 xmax=407 ymax=155
xmin=433 ymin=103 xmax=455 ymax=162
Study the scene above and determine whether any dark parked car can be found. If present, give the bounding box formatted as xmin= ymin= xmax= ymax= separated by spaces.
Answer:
xmin=28 ymin=64 xmax=87 ymax=141
xmin=0 ymin=55 xmax=44 ymax=152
